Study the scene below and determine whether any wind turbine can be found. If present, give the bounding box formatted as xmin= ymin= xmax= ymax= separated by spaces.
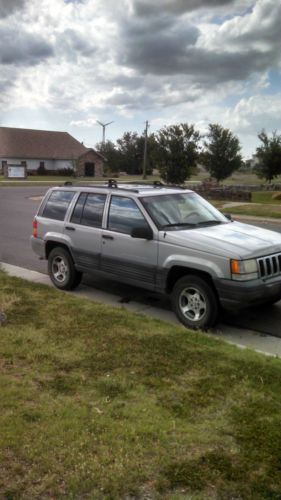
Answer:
xmin=96 ymin=120 xmax=114 ymax=144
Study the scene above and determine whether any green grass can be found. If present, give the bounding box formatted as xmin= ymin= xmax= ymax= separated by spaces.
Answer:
xmin=1 ymin=271 xmax=281 ymax=498
xmin=0 ymin=174 xmax=160 ymax=187
xmin=223 ymin=204 xmax=281 ymax=219
xmin=220 ymin=191 xmax=281 ymax=219
xmin=221 ymin=173 xmax=281 ymax=186
xmin=252 ymin=191 xmax=281 ymax=204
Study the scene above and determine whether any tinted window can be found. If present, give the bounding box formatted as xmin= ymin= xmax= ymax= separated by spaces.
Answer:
xmin=42 ymin=191 xmax=74 ymax=221
xmin=71 ymin=193 xmax=87 ymax=224
xmin=108 ymin=196 xmax=149 ymax=234
xmin=71 ymin=193 xmax=106 ymax=228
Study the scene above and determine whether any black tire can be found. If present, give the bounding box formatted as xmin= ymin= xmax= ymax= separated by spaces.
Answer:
xmin=172 ymin=275 xmax=218 ymax=330
xmin=48 ymin=247 xmax=82 ymax=290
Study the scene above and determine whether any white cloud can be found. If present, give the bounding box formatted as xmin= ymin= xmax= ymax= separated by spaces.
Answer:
xmin=0 ymin=0 xmax=280 ymax=157
xmin=225 ymin=94 xmax=281 ymax=134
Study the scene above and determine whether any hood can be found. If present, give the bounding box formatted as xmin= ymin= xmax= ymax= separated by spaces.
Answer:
xmin=162 ymin=221 xmax=281 ymax=259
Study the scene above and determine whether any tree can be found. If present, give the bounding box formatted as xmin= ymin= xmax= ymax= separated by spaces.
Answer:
xmin=114 ymin=131 xmax=158 ymax=175
xmin=95 ymin=140 xmax=121 ymax=174
xmin=155 ymin=124 xmax=200 ymax=184
xmin=116 ymin=132 xmax=142 ymax=175
xmin=254 ymin=131 xmax=281 ymax=183
xmin=202 ymin=124 xmax=242 ymax=182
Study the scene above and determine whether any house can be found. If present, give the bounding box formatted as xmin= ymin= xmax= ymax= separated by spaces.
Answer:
xmin=0 ymin=126 xmax=105 ymax=177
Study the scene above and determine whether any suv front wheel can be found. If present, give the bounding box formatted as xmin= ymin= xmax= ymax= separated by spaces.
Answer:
xmin=48 ymin=247 xmax=82 ymax=290
xmin=172 ymin=275 xmax=218 ymax=330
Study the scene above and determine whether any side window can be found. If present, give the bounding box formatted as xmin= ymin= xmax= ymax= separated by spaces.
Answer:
xmin=71 ymin=193 xmax=87 ymax=224
xmin=108 ymin=196 xmax=149 ymax=234
xmin=71 ymin=193 xmax=106 ymax=228
xmin=42 ymin=191 xmax=74 ymax=221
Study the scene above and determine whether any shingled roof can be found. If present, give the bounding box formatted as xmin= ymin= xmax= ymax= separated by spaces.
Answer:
xmin=0 ymin=126 xmax=102 ymax=160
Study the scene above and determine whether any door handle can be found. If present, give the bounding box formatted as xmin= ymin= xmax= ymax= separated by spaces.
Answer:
xmin=102 ymin=234 xmax=114 ymax=240
xmin=65 ymin=226 xmax=75 ymax=231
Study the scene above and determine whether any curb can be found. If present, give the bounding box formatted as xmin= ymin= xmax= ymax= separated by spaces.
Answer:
xmin=1 ymin=261 xmax=281 ymax=359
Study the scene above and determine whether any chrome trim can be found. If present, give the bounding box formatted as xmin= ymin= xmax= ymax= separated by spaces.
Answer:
xmin=258 ymin=252 xmax=281 ymax=278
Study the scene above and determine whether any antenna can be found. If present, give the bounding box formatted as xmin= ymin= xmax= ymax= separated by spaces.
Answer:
xmin=96 ymin=120 xmax=114 ymax=144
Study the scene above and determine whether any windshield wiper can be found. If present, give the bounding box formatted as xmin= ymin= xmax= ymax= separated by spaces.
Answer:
xmin=160 ymin=222 xmax=197 ymax=229
xmin=196 ymin=220 xmax=225 ymax=227
xmin=160 ymin=220 xmax=227 ymax=230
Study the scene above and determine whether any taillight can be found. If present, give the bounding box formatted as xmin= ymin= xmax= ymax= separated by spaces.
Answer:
xmin=32 ymin=219 xmax=38 ymax=238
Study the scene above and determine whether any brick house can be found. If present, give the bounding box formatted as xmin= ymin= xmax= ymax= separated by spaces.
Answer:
xmin=0 ymin=126 xmax=105 ymax=177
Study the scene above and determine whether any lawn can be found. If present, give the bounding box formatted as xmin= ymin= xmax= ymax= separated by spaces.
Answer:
xmin=2 ymin=171 xmax=281 ymax=187
xmin=0 ymin=174 xmax=160 ymax=187
xmin=221 ymin=191 xmax=281 ymax=219
xmin=223 ymin=203 xmax=281 ymax=219
xmin=1 ymin=270 xmax=281 ymax=498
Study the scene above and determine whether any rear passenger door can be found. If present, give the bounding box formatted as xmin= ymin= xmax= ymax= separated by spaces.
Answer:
xmin=38 ymin=189 xmax=75 ymax=238
xmin=100 ymin=195 xmax=158 ymax=289
xmin=65 ymin=192 xmax=106 ymax=270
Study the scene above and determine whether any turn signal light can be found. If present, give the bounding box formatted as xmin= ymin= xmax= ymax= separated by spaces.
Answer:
xmin=32 ymin=219 xmax=38 ymax=238
xmin=230 ymin=259 xmax=240 ymax=274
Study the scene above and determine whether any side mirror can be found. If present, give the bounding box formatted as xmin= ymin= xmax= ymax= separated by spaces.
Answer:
xmin=224 ymin=213 xmax=233 ymax=222
xmin=131 ymin=226 xmax=153 ymax=240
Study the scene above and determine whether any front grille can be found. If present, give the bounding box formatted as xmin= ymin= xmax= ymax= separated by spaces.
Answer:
xmin=258 ymin=252 xmax=281 ymax=278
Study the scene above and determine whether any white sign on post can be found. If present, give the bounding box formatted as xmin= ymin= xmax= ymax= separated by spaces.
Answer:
xmin=7 ymin=166 xmax=25 ymax=178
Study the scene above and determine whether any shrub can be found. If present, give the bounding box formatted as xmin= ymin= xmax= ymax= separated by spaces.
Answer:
xmin=37 ymin=164 xmax=47 ymax=175
xmin=57 ymin=168 xmax=75 ymax=177
xmin=272 ymin=192 xmax=281 ymax=200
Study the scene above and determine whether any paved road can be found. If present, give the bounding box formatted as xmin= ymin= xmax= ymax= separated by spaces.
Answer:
xmin=1 ymin=185 xmax=281 ymax=337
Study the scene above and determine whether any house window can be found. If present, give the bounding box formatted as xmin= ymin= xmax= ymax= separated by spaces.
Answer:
xmin=37 ymin=161 xmax=46 ymax=175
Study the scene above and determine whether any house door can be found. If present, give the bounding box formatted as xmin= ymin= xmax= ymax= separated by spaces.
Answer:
xmin=84 ymin=162 xmax=95 ymax=177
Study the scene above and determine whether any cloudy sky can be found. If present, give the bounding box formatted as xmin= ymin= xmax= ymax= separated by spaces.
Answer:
xmin=0 ymin=0 xmax=280 ymax=158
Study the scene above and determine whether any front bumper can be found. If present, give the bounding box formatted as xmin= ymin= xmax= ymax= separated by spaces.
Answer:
xmin=214 ymin=276 xmax=281 ymax=310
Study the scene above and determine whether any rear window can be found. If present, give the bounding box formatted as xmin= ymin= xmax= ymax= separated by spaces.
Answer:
xmin=42 ymin=190 xmax=74 ymax=221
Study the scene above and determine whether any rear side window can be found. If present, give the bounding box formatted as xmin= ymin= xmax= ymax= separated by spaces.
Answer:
xmin=42 ymin=191 xmax=74 ymax=221
xmin=71 ymin=193 xmax=106 ymax=228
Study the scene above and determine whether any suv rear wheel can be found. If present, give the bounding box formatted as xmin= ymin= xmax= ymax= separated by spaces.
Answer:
xmin=172 ymin=275 xmax=218 ymax=329
xmin=48 ymin=247 xmax=82 ymax=290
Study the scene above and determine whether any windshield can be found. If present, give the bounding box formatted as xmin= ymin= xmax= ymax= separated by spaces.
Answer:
xmin=141 ymin=192 xmax=228 ymax=230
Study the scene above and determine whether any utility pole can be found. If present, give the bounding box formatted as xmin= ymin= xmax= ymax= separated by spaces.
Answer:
xmin=142 ymin=120 xmax=149 ymax=180
xmin=96 ymin=120 xmax=114 ymax=144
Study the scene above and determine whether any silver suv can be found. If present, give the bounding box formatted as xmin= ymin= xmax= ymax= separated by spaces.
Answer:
xmin=31 ymin=180 xmax=281 ymax=329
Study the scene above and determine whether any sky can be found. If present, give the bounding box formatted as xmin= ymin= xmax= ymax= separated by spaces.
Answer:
xmin=0 ymin=0 xmax=280 ymax=158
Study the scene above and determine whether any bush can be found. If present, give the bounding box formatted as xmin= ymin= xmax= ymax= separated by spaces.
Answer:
xmin=37 ymin=164 xmax=47 ymax=175
xmin=57 ymin=168 xmax=75 ymax=177
xmin=272 ymin=192 xmax=281 ymax=200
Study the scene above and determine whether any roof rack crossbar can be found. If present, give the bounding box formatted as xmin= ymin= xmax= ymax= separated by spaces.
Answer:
xmin=108 ymin=178 xmax=118 ymax=188
xmin=61 ymin=179 xmax=187 ymax=192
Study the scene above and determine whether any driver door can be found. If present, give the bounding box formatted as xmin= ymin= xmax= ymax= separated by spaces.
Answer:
xmin=101 ymin=195 xmax=158 ymax=289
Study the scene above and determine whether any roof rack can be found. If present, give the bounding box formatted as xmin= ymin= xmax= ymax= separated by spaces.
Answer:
xmin=62 ymin=179 xmax=187 ymax=192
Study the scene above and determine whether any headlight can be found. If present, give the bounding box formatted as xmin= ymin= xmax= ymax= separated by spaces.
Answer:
xmin=231 ymin=259 xmax=259 ymax=281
